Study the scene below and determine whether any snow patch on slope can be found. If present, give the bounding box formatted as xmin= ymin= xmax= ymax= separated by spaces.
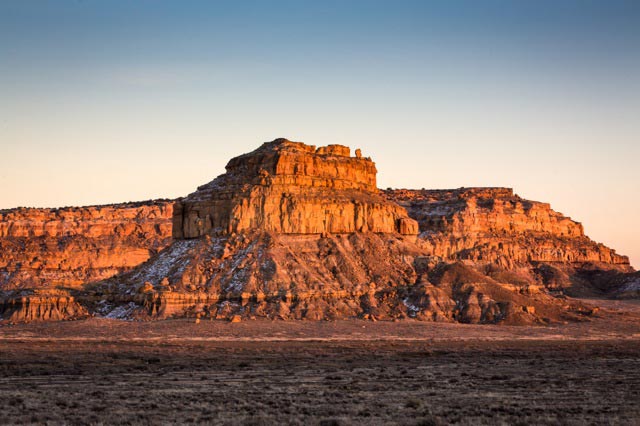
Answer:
xmin=620 ymin=277 xmax=640 ymax=293
xmin=129 ymin=239 xmax=197 ymax=286
xmin=105 ymin=302 xmax=138 ymax=319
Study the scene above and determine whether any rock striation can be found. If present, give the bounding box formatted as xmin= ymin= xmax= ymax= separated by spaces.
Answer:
xmin=173 ymin=139 xmax=419 ymax=238
xmin=93 ymin=230 xmax=600 ymax=325
xmin=0 ymin=289 xmax=88 ymax=322
xmin=386 ymin=188 xmax=631 ymax=270
xmin=0 ymin=201 xmax=173 ymax=290
xmin=0 ymin=138 xmax=636 ymax=323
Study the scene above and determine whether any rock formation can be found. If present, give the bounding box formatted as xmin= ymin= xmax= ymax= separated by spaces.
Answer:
xmin=386 ymin=187 xmax=631 ymax=269
xmin=0 ymin=201 xmax=173 ymax=290
xmin=91 ymin=229 xmax=602 ymax=325
xmin=0 ymin=138 xmax=635 ymax=323
xmin=0 ymin=288 xmax=88 ymax=322
xmin=173 ymin=139 xmax=418 ymax=238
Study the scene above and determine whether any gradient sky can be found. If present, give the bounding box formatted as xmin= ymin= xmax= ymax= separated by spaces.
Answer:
xmin=1 ymin=1 xmax=639 ymax=267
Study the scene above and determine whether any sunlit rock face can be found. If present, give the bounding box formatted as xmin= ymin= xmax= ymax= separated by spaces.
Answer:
xmin=385 ymin=188 xmax=631 ymax=270
xmin=0 ymin=138 xmax=636 ymax=323
xmin=0 ymin=201 xmax=173 ymax=290
xmin=172 ymin=138 xmax=419 ymax=238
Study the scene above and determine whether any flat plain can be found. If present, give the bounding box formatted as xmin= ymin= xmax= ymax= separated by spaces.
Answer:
xmin=1 ymin=299 xmax=639 ymax=425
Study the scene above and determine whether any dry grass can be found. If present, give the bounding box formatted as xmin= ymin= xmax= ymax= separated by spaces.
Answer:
xmin=0 ymin=338 xmax=639 ymax=425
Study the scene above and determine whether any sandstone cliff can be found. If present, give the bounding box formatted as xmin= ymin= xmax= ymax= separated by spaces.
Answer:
xmin=0 ymin=201 xmax=173 ymax=290
xmin=386 ymin=187 xmax=631 ymax=270
xmin=173 ymin=139 xmax=419 ymax=238
xmin=0 ymin=138 xmax=635 ymax=323
xmin=86 ymin=140 xmax=629 ymax=325
xmin=0 ymin=289 xmax=88 ymax=322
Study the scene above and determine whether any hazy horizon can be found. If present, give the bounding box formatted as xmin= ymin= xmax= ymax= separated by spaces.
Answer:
xmin=1 ymin=1 xmax=638 ymax=267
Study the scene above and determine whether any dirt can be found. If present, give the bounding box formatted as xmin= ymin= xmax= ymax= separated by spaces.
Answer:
xmin=1 ymin=303 xmax=640 ymax=425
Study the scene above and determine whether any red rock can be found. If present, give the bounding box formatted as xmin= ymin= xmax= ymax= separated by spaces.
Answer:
xmin=0 ymin=139 xmax=636 ymax=323
xmin=0 ymin=201 xmax=173 ymax=290
xmin=385 ymin=187 xmax=631 ymax=269
xmin=173 ymin=138 xmax=414 ymax=237
xmin=0 ymin=289 xmax=88 ymax=322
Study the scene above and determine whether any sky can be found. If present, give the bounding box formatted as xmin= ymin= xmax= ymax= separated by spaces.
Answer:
xmin=0 ymin=0 xmax=638 ymax=267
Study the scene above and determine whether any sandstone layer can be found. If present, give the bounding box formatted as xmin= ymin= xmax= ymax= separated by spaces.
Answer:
xmin=0 ymin=289 xmax=88 ymax=322
xmin=92 ymin=231 xmax=595 ymax=325
xmin=0 ymin=138 xmax=636 ymax=323
xmin=173 ymin=139 xmax=419 ymax=238
xmin=385 ymin=188 xmax=631 ymax=270
xmin=0 ymin=201 xmax=173 ymax=290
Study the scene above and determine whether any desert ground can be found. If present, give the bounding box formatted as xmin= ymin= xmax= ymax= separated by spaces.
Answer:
xmin=1 ymin=299 xmax=639 ymax=425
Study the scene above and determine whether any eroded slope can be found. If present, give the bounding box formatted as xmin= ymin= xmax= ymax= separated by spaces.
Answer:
xmin=0 ymin=139 xmax=635 ymax=323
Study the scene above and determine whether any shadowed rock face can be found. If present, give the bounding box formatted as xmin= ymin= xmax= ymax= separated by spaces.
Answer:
xmin=172 ymin=139 xmax=419 ymax=238
xmin=0 ymin=138 xmax=635 ymax=323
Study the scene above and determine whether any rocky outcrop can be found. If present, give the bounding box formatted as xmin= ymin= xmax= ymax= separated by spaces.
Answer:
xmin=0 ymin=138 xmax=635 ymax=323
xmin=0 ymin=201 xmax=173 ymax=290
xmin=0 ymin=289 xmax=88 ymax=322
xmin=92 ymin=142 xmax=630 ymax=324
xmin=173 ymin=139 xmax=419 ymax=238
xmin=386 ymin=188 xmax=631 ymax=270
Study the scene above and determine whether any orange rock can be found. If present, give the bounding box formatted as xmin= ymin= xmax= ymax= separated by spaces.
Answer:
xmin=0 ymin=201 xmax=173 ymax=290
xmin=386 ymin=188 xmax=631 ymax=268
xmin=173 ymin=138 xmax=415 ymax=237
xmin=0 ymin=138 xmax=635 ymax=323
xmin=0 ymin=289 xmax=88 ymax=322
xmin=397 ymin=217 xmax=419 ymax=235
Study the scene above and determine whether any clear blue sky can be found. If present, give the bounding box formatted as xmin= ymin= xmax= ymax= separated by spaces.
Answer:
xmin=1 ymin=1 xmax=639 ymax=266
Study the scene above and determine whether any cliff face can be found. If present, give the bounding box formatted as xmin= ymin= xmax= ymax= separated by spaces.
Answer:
xmin=0 ymin=138 xmax=635 ymax=323
xmin=0 ymin=201 xmax=173 ymax=290
xmin=173 ymin=139 xmax=419 ymax=238
xmin=386 ymin=188 xmax=631 ymax=270
xmin=0 ymin=289 xmax=88 ymax=322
